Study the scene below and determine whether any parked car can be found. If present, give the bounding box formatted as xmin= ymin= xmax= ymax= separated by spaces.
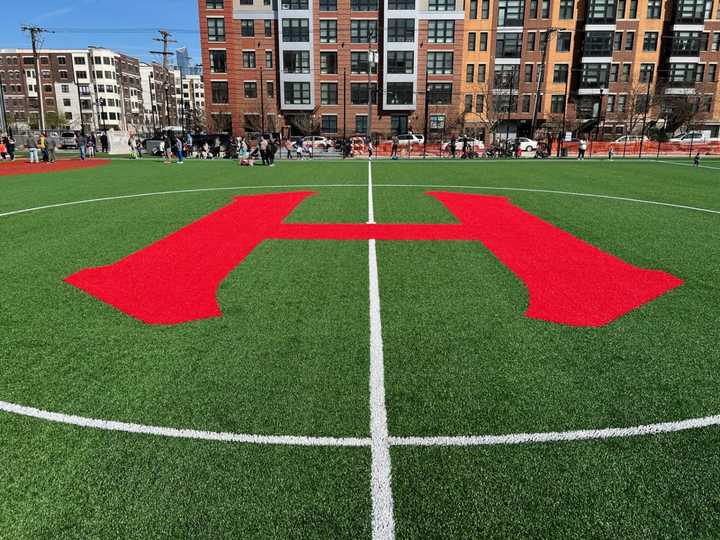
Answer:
xmin=59 ymin=132 xmax=78 ymax=149
xmin=670 ymin=132 xmax=707 ymax=143
xmin=512 ymin=137 xmax=538 ymax=152
xmin=612 ymin=135 xmax=649 ymax=144
xmin=303 ymin=136 xmax=333 ymax=149
xmin=441 ymin=138 xmax=485 ymax=153
xmin=396 ymin=133 xmax=424 ymax=145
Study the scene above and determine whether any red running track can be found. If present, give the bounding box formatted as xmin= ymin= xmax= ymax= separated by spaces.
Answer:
xmin=0 ymin=159 xmax=110 ymax=177
xmin=66 ymin=191 xmax=683 ymax=327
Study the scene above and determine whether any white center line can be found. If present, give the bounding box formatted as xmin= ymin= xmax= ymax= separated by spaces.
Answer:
xmin=367 ymin=160 xmax=396 ymax=539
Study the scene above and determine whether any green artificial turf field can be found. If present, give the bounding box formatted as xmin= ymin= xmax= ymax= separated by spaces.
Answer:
xmin=1 ymin=158 xmax=720 ymax=538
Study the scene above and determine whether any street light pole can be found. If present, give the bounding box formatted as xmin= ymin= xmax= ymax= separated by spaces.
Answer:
xmin=530 ymin=27 xmax=561 ymax=139
xmin=366 ymin=29 xmax=375 ymax=143
xmin=638 ymin=72 xmax=652 ymax=159
xmin=423 ymin=66 xmax=430 ymax=159
xmin=0 ymin=71 xmax=9 ymax=135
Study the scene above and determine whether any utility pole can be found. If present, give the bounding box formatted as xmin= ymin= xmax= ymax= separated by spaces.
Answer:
xmin=22 ymin=25 xmax=54 ymax=132
xmin=638 ymin=70 xmax=652 ymax=158
xmin=260 ymin=68 xmax=265 ymax=134
xmin=423 ymin=66 xmax=430 ymax=158
xmin=367 ymin=29 xmax=375 ymax=143
xmin=343 ymin=67 xmax=347 ymax=139
xmin=150 ymin=29 xmax=177 ymax=131
xmin=0 ymin=71 xmax=9 ymax=135
xmin=530 ymin=27 xmax=561 ymax=139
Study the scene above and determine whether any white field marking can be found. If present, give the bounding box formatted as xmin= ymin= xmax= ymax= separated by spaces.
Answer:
xmin=2 ymin=184 xmax=719 ymax=221
xmin=655 ymin=159 xmax=720 ymax=171
xmin=367 ymin=161 xmax=396 ymax=539
xmin=391 ymin=414 xmax=720 ymax=447
xmin=1 ymin=180 xmax=720 ymax=449
xmin=0 ymin=401 xmax=370 ymax=446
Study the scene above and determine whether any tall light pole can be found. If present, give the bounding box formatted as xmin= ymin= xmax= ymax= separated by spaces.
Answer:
xmin=530 ymin=27 xmax=562 ymax=139
xmin=0 ymin=71 xmax=9 ymax=135
xmin=22 ymin=25 xmax=54 ymax=132
xmin=366 ymin=29 xmax=375 ymax=142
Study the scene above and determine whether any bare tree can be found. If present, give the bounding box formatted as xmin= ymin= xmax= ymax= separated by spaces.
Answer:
xmin=287 ymin=109 xmax=320 ymax=136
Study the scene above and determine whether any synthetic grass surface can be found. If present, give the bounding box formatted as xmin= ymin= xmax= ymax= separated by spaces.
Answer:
xmin=1 ymin=159 xmax=719 ymax=537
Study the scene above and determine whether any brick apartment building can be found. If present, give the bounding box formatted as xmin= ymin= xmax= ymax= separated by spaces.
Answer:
xmin=199 ymin=0 xmax=466 ymax=138
xmin=200 ymin=0 xmax=720 ymax=141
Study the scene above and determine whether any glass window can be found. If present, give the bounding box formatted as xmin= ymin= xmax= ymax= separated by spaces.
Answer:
xmin=527 ymin=31 xmax=536 ymax=51
xmin=639 ymin=63 xmax=654 ymax=82
xmin=351 ymin=19 xmax=377 ymax=42
xmin=264 ymin=20 xmax=273 ymax=36
xmin=469 ymin=0 xmax=478 ymax=17
xmin=584 ymin=31 xmax=613 ymax=55
xmin=211 ymin=81 xmax=228 ymax=103
xmin=647 ymin=0 xmax=661 ymax=17
xmin=556 ymin=32 xmax=571 ymax=51
xmin=283 ymin=50 xmax=310 ymax=73
xmin=320 ymin=0 xmax=337 ymax=9
xmin=629 ymin=0 xmax=638 ymax=16
xmin=387 ymin=51 xmax=414 ymax=74
xmin=643 ymin=32 xmax=658 ymax=51
xmin=476 ymin=94 xmax=484 ymax=112
xmin=321 ymin=115 xmax=337 ymax=133
xmin=207 ymin=18 xmax=225 ymax=41
xmin=351 ymin=83 xmax=378 ymax=104
xmin=478 ymin=64 xmax=486 ymax=82
xmin=464 ymin=94 xmax=473 ymax=112
xmin=616 ymin=0 xmax=626 ymax=17
xmin=429 ymin=0 xmax=455 ymax=9
xmin=241 ymin=19 xmax=255 ymax=36
xmin=559 ymin=0 xmax=574 ymax=18
xmin=610 ymin=63 xmax=618 ymax=81
xmin=386 ymin=82 xmax=413 ymax=104
xmin=625 ymin=31 xmax=634 ymax=50
xmin=283 ymin=18 xmax=310 ymax=42
xmin=521 ymin=94 xmax=531 ymax=112
xmin=427 ymin=52 xmax=453 ymax=74
xmin=321 ymin=83 xmax=338 ymax=104
xmin=541 ymin=0 xmax=550 ymax=16
xmin=267 ymin=82 xmax=274 ymax=97
xmin=351 ymin=0 xmax=378 ymax=9
xmin=468 ymin=32 xmax=476 ymax=51
xmin=614 ymin=31 xmax=623 ymax=50
xmin=243 ymin=51 xmax=256 ymax=68
xmin=580 ymin=63 xmax=609 ymax=87
xmin=498 ymin=0 xmax=525 ymax=25
xmin=286 ymin=0 xmax=309 ymax=6
xmin=320 ymin=20 xmax=337 ymax=42
xmin=551 ymin=95 xmax=565 ymax=113
xmin=388 ymin=19 xmax=415 ymax=42
xmin=675 ymin=0 xmax=704 ymax=22
xmin=524 ymin=63 xmax=533 ymax=82
xmin=482 ymin=0 xmax=489 ymax=17
xmin=621 ymin=63 xmax=631 ymax=81
xmin=352 ymin=51 xmax=378 ymax=73
xmin=244 ymin=82 xmax=257 ymax=98
xmin=210 ymin=50 xmax=227 ymax=73
xmin=553 ymin=63 xmax=568 ymax=83
xmin=427 ymin=83 xmax=452 ymax=104
xmin=587 ymin=0 xmax=615 ymax=23
xmin=320 ymin=52 xmax=337 ymax=73
xmin=266 ymin=51 xmax=273 ymax=68
xmin=284 ymin=81 xmax=311 ymax=104
xmin=495 ymin=32 xmax=522 ymax=57
xmin=466 ymin=64 xmax=474 ymax=82
xmin=389 ymin=0 xmax=414 ymax=7
xmin=479 ymin=32 xmax=488 ymax=51
xmin=355 ymin=115 xmax=367 ymax=134
xmin=428 ymin=20 xmax=454 ymax=43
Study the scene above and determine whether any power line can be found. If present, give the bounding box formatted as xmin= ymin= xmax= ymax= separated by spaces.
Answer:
xmin=21 ymin=25 xmax=55 ymax=132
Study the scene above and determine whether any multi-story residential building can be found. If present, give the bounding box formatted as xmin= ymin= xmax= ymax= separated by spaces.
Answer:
xmin=139 ymin=61 xmax=180 ymax=132
xmin=461 ymin=0 xmax=720 ymax=142
xmin=198 ymin=0 xmax=466 ymax=138
xmin=173 ymin=68 xmax=206 ymax=128
xmin=0 ymin=47 xmax=157 ymax=134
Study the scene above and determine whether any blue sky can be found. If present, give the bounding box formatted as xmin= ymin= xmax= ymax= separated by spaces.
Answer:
xmin=2 ymin=0 xmax=201 ymax=64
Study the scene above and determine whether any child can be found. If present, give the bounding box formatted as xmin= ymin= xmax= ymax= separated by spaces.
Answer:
xmin=693 ymin=152 xmax=701 ymax=167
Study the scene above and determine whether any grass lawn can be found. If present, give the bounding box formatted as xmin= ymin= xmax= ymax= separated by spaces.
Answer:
xmin=1 ymin=158 xmax=719 ymax=537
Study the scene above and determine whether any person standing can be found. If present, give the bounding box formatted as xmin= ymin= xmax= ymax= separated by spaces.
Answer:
xmin=39 ymin=133 xmax=48 ymax=162
xmin=175 ymin=135 xmax=184 ymax=164
xmin=259 ymin=136 xmax=269 ymax=165
xmin=693 ymin=152 xmax=701 ymax=167
xmin=77 ymin=133 xmax=87 ymax=160
xmin=164 ymin=132 xmax=173 ymax=164
xmin=128 ymin=135 xmax=137 ymax=159
xmin=6 ymin=134 xmax=16 ymax=161
xmin=27 ymin=133 xmax=39 ymax=163
xmin=46 ymin=135 xmax=57 ymax=163
xmin=268 ymin=138 xmax=276 ymax=166
xmin=100 ymin=132 xmax=109 ymax=153
xmin=368 ymin=140 xmax=374 ymax=160
xmin=449 ymin=136 xmax=456 ymax=159
xmin=391 ymin=137 xmax=399 ymax=160
xmin=88 ymin=133 xmax=96 ymax=157
xmin=578 ymin=138 xmax=587 ymax=160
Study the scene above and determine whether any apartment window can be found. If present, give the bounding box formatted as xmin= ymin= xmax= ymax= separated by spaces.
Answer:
xmin=62 ymin=98 xmax=71 ymax=107
xmin=479 ymin=32 xmax=488 ymax=51
xmin=521 ymin=94 xmax=531 ymax=112
xmin=581 ymin=63 xmax=609 ymax=87
xmin=478 ymin=64 xmax=486 ymax=82
xmin=266 ymin=82 xmax=274 ymax=97
xmin=207 ymin=18 xmax=225 ymax=41
xmin=553 ymin=63 xmax=568 ymax=83
xmin=57 ymin=56 xmax=67 ymax=65
xmin=466 ymin=64 xmax=475 ymax=82
xmin=610 ymin=63 xmax=619 ymax=81
xmin=355 ymin=115 xmax=367 ymax=134
xmin=482 ymin=0 xmax=490 ymax=16
xmin=211 ymin=81 xmax=228 ymax=103
xmin=701 ymin=95 xmax=712 ymax=112
xmin=206 ymin=0 xmax=223 ymax=7
xmin=283 ymin=19 xmax=310 ymax=41
xmin=264 ymin=20 xmax=273 ymax=36
xmin=468 ymin=32 xmax=476 ymax=50
xmin=243 ymin=51 xmax=256 ymax=68
xmin=621 ymin=63 xmax=631 ymax=82
xmin=559 ymin=0 xmax=574 ymax=18
xmin=320 ymin=0 xmax=337 ymax=9
xmin=284 ymin=81 xmax=311 ymax=104
xmin=524 ymin=64 xmax=533 ymax=82
xmin=317 ymin=19 xmax=337 ymax=43
xmin=607 ymin=94 xmax=615 ymax=112
xmin=352 ymin=52 xmax=378 ymax=73
xmin=639 ymin=63 xmax=654 ymax=82
xmin=388 ymin=19 xmax=415 ymax=42
xmin=241 ymin=19 xmax=255 ymax=36
xmin=427 ymin=83 xmax=452 ymax=104
xmin=476 ymin=94 xmax=484 ymax=112
xmin=498 ymin=0 xmax=525 ymax=25
xmin=496 ymin=32 xmax=522 ymax=57
xmin=530 ymin=0 xmax=538 ymax=17
xmin=61 ymin=84 xmax=69 ymax=93
xmin=386 ymin=82 xmax=413 ymax=104
xmin=464 ymin=94 xmax=473 ymax=112
xmin=616 ymin=0 xmax=625 ymax=17
xmin=244 ymin=81 xmax=257 ymax=98
xmin=428 ymin=0 xmax=455 ymax=10
xmin=352 ymin=0 xmax=378 ymax=9
xmin=550 ymin=95 xmax=565 ymax=113
xmin=351 ymin=20 xmax=377 ymax=42
xmin=351 ymin=83 xmax=378 ymax=104
xmin=428 ymin=20 xmax=454 ymax=43
xmin=587 ymin=0 xmax=615 ymax=23
xmin=427 ymin=52 xmax=453 ymax=74
xmin=625 ymin=31 xmax=634 ymax=50
xmin=321 ymin=115 xmax=338 ymax=133
xmin=647 ymin=0 xmax=661 ymax=17
xmin=59 ymin=70 xmax=68 ymax=79
xmin=76 ymin=70 xmax=87 ymax=79
xmin=629 ymin=0 xmax=638 ymax=16
xmin=283 ymin=50 xmax=310 ymax=73
xmin=618 ymin=95 xmax=626 ymax=113
xmin=494 ymin=64 xmax=518 ymax=86
xmin=389 ymin=0 xmax=415 ymax=7
xmin=210 ymin=50 xmax=227 ymax=73
xmin=469 ymin=0 xmax=478 ymax=17
xmin=614 ymin=32 xmax=623 ymax=50
xmin=585 ymin=31 xmax=613 ymax=55
xmin=709 ymin=64 xmax=717 ymax=82
xmin=266 ymin=51 xmax=273 ymax=68
xmin=556 ymin=32 xmax=571 ymax=52
xmin=320 ymin=51 xmax=337 ymax=73
xmin=541 ymin=0 xmax=550 ymax=16
xmin=676 ymin=0 xmax=705 ymax=22
xmin=74 ymin=57 xmax=86 ymax=65
xmin=321 ymin=83 xmax=338 ymax=104
xmin=695 ymin=63 xmax=705 ymax=82
xmin=527 ymin=31 xmax=536 ymax=51
xmin=387 ymin=51 xmax=414 ymax=74
xmin=643 ymin=32 xmax=658 ymax=51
